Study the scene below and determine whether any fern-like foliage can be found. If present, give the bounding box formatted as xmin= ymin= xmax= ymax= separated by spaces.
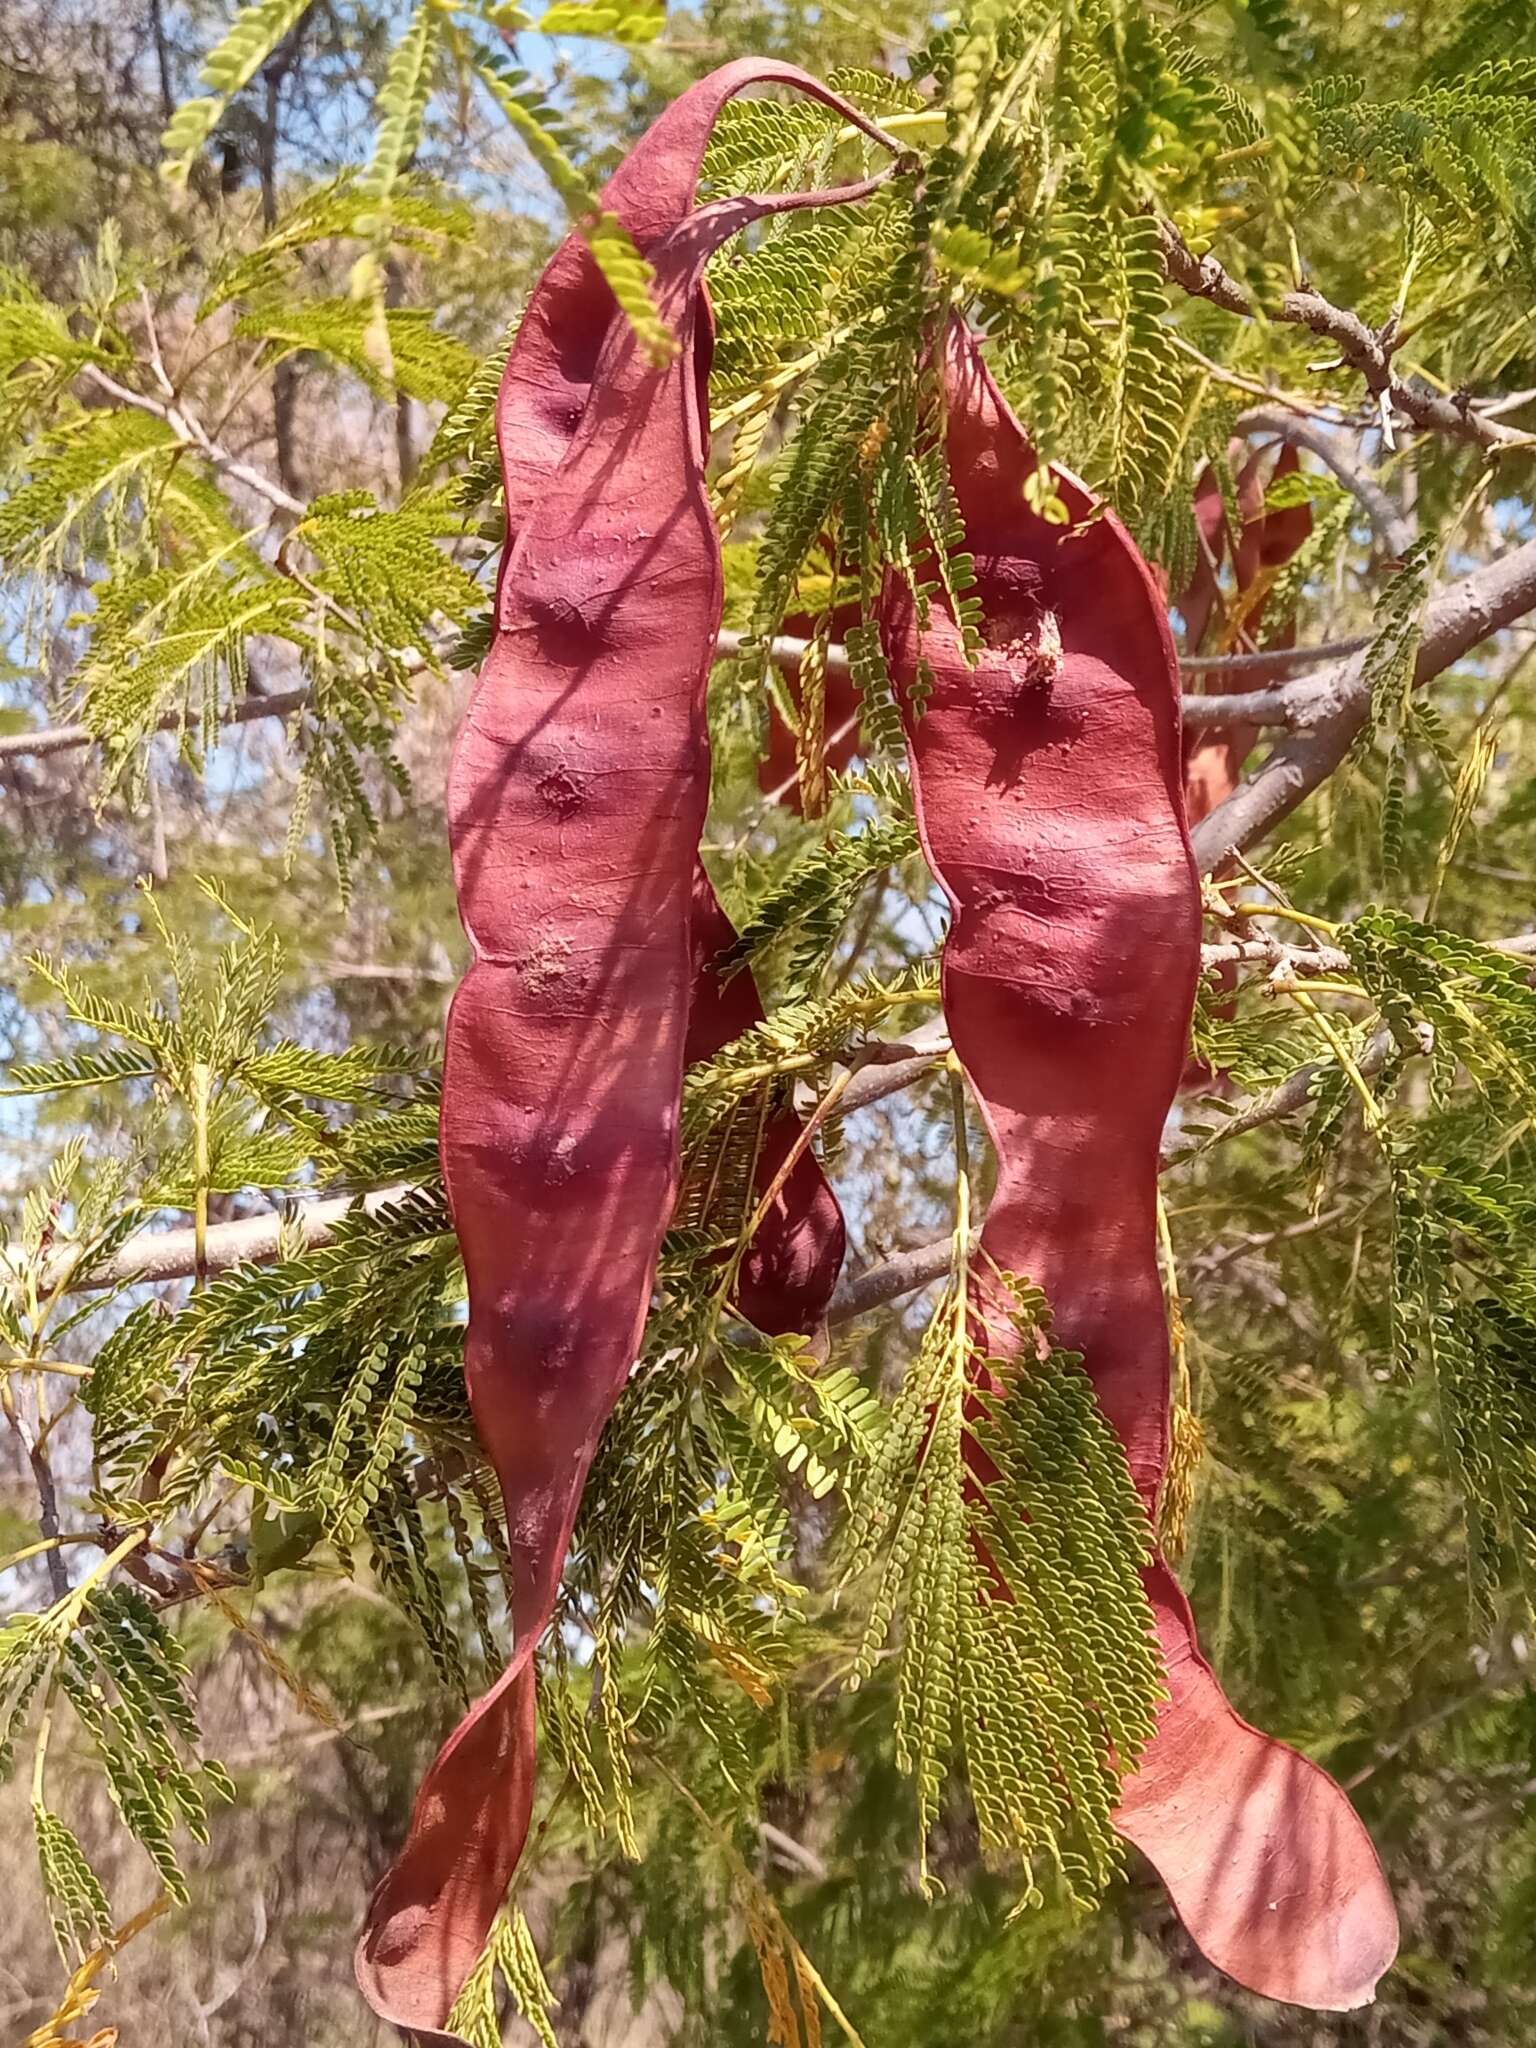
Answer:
xmin=1337 ymin=909 xmax=1536 ymax=1616
xmin=197 ymin=178 xmax=473 ymax=320
xmin=447 ymin=1907 xmax=562 ymax=2048
xmin=159 ymin=0 xmax=314 ymax=185
xmin=1312 ymin=62 xmax=1536 ymax=286
xmin=234 ymin=300 xmax=477 ymax=404
xmin=843 ymin=1252 xmax=1162 ymax=1905
xmin=3 ymin=1571 xmax=234 ymax=1932
xmin=725 ymin=779 xmax=921 ymax=997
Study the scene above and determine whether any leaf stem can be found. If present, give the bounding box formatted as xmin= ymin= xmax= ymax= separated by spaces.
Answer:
xmin=647 ymin=1746 xmax=869 ymax=2048
xmin=1229 ymin=901 xmax=1341 ymax=936
xmin=1291 ymin=991 xmax=1387 ymax=1135
xmin=191 ymin=1061 xmax=211 ymax=1287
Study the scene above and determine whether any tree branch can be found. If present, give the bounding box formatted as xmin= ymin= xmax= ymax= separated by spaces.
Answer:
xmin=26 ymin=930 xmax=1535 ymax=1297
xmin=1179 ymin=636 xmax=1372 ymax=678
xmin=33 ymin=1030 xmax=952 ymax=1297
xmin=827 ymin=1235 xmax=954 ymax=1321
xmin=79 ymin=363 xmax=309 ymax=518
xmin=0 ymin=637 xmax=819 ymax=768
xmin=1191 ymin=533 xmax=1536 ymax=874
xmin=3 ymin=1403 xmax=72 ymax=1601
xmin=0 ymin=685 xmax=315 ymax=765
xmin=34 ymin=1185 xmax=410 ymax=1295
xmin=0 ymin=633 xmax=1428 ymax=768
xmin=1159 ymin=220 xmax=1536 ymax=456
xmin=1163 ymin=934 xmax=1536 ymax=1163
xmin=1177 ymin=685 xmax=1304 ymax=730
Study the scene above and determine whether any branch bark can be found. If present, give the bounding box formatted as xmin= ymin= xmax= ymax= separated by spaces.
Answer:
xmin=79 ymin=363 xmax=308 ymax=518
xmin=1163 ymin=934 xmax=1536 ymax=1163
xmin=0 ymin=685 xmax=315 ymax=765
xmin=1160 ymin=220 xmax=1536 ymax=456
xmin=1191 ymin=532 xmax=1536 ymax=875
xmin=1179 ymin=636 xmax=1372 ymax=678
xmin=26 ymin=932 xmax=1536 ymax=1297
xmin=0 ymin=633 xmax=1432 ymax=767
xmin=33 ymin=1029 xmax=951 ymax=1297
xmin=827 ymin=1234 xmax=954 ymax=1321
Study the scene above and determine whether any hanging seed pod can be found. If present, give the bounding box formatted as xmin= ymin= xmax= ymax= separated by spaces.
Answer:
xmin=880 ymin=320 xmax=1397 ymax=2013
xmin=1181 ymin=441 xmax=1313 ymax=824
xmin=359 ymin=64 xmax=1397 ymax=2039
xmin=356 ymin=65 xmax=894 ymax=2041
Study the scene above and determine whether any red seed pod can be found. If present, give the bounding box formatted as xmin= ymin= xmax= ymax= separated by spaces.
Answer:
xmin=1182 ymin=442 xmax=1313 ymax=824
xmin=358 ymin=64 xmax=1397 ymax=2032
xmin=684 ymin=870 xmax=845 ymax=1333
xmin=489 ymin=58 xmax=848 ymax=1329
xmin=356 ymin=65 xmax=892 ymax=2039
xmin=880 ymin=321 xmax=1397 ymax=2012
xmin=1181 ymin=442 xmax=1314 ymax=1090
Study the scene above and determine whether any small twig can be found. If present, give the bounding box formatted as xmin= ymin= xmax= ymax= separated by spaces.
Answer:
xmin=1 ymin=1374 xmax=71 ymax=1601
xmin=1200 ymin=937 xmax=1353 ymax=975
xmin=1342 ymin=1657 xmax=1523 ymax=1790
xmin=79 ymin=362 xmax=308 ymax=516
xmin=647 ymin=1746 xmax=869 ymax=2048
xmin=0 ymin=1531 xmax=97 ymax=1577
xmin=327 ymin=959 xmax=456 ymax=986
xmin=759 ymin=1818 xmax=830 ymax=1881
xmin=1191 ymin=1203 xmax=1353 ymax=1273
xmin=827 ymin=1235 xmax=955 ymax=1321
xmin=137 ymin=285 xmax=176 ymax=401
xmin=1163 ymin=327 xmax=1347 ymax=422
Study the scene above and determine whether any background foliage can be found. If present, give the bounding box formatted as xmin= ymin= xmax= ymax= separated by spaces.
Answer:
xmin=3 ymin=0 xmax=1536 ymax=2042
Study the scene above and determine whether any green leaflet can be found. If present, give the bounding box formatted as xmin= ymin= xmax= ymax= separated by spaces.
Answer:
xmin=357 ymin=4 xmax=443 ymax=218
xmin=198 ymin=181 xmax=474 ymax=319
xmin=160 ymin=0 xmax=314 ymax=186
xmin=725 ymin=799 xmax=922 ymax=999
xmin=843 ymin=1262 xmax=1162 ymax=1907
xmin=471 ymin=48 xmax=674 ymax=366
xmin=234 ymin=300 xmax=478 ymax=403
xmin=0 ymin=409 xmax=177 ymax=570
xmin=537 ymin=0 xmax=665 ymax=43
xmin=6 ymin=1580 xmax=233 ymax=1926
xmin=447 ymin=1908 xmax=562 ymax=2048
xmin=292 ymin=488 xmax=484 ymax=653
xmin=34 ymin=1805 xmax=115 ymax=1959
xmin=1313 ymin=63 xmax=1536 ymax=281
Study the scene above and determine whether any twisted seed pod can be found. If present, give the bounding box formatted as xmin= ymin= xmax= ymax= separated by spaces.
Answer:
xmin=1180 ymin=441 xmax=1314 ymax=1087
xmin=1181 ymin=442 xmax=1313 ymax=824
xmin=489 ymin=57 xmax=850 ymax=1326
xmin=883 ymin=320 xmax=1398 ymax=2012
xmin=355 ymin=65 xmax=892 ymax=2040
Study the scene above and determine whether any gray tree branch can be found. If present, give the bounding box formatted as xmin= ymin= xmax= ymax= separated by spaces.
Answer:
xmin=0 ymin=632 xmax=1442 ymax=769
xmin=1159 ymin=220 xmax=1536 ymax=456
xmin=79 ymin=362 xmax=309 ymax=518
xmin=1191 ymin=532 xmax=1536 ymax=874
